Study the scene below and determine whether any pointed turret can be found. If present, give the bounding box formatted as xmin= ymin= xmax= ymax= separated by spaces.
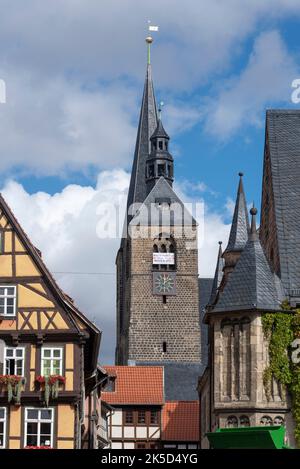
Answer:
xmin=212 ymin=206 xmax=284 ymax=313
xmin=145 ymin=115 xmax=174 ymax=194
xmin=220 ymin=173 xmax=250 ymax=289
xmin=208 ymin=241 xmax=224 ymax=306
xmin=126 ymin=48 xmax=158 ymax=212
xmin=225 ymin=172 xmax=250 ymax=253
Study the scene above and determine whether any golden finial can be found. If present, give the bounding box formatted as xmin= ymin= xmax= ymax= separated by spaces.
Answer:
xmin=146 ymin=36 xmax=153 ymax=64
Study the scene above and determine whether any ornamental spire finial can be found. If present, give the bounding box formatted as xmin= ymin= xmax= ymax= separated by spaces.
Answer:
xmin=146 ymin=22 xmax=159 ymax=65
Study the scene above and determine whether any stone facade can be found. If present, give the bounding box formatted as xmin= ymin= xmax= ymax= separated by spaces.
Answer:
xmin=199 ymin=312 xmax=295 ymax=448
xmin=117 ymin=225 xmax=201 ymax=364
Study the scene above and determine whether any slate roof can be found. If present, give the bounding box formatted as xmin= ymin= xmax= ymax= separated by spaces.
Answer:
xmin=224 ymin=173 xmax=249 ymax=253
xmin=151 ymin=118 xmax=169 ymax=140
xmin=126 ymin=64 xmax=158 ymax=213
xmin=136 ymin=361 xmax=203 ymax=401
xmin=212 ymin=208 xmax=284 ymax=313
xmin=129 ymin=177 xmax=196 ymax=227
xmin=208 ymin=242 xmax=224 ymax=306
xmin=265 ymin=110 xmax=300 ymax=297
xmin=102 ymin=366 xmax=164 ymax=405
xmin=162 ymin=401 xmax=199 ymax=442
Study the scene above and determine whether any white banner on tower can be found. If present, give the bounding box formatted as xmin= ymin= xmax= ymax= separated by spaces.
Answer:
xmin=153 ymin=253 xmax=174 ymax=265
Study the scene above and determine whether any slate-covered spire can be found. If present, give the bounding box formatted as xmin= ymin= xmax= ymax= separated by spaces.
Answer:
xmin=213 ymin=207 xmax=284 ymax=313
xmin=126 ymin=44 xmax=158 ymax=211
xmin=145 ymin=115 xmax=174 ymax=194
xmin=224 ymin=172 xmax=250 ymax=253
xmin=208 ymin=241 xmax=224 ymax=306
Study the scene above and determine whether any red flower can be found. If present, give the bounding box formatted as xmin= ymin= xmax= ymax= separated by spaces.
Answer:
xmin=0 ymin=375 xmax=23 ymax=385
xmin=35 ymin=375 xmax=65 ymax=385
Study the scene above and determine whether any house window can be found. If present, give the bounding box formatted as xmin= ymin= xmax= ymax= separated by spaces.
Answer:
xmin=150 ymin=411 xmax=158 ymax=425
xmin=24 ymin=408 xmax=53 ymax=448
xmin=4 ymin=347 xmax=25 ymax=376
xmin=138 ymin=410 xmax=146 ymax=424
xmin=0 ymin=408 xmax=6 ymax=449
xmin=125 ymin=410 xmax=133 ymax=424
xmin=136 ymin=442 xmax=146 ymax=449
xmin=0 ymin=286 xmax=16 ymax=316
xmin=41 ymin=348 xmax=63 ymax=376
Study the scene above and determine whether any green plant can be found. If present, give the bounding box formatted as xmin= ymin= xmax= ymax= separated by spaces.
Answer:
xmin=0 ymin=375 xmax=26 ymax=404
xmin=35 ymin=375 xmax=66 ymax=406
xmin=262 ymin=306 xmax=300 ymax=446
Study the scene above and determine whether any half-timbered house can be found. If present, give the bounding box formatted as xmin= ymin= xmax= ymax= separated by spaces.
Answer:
xmin=0 ymin=194 xmax=101 ymax=449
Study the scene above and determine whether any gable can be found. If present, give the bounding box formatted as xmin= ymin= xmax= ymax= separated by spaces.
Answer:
xmin=0 ymin=200 xmax=77 ymax=333
xmin=129 ymin=177 xmax=196 ymax=228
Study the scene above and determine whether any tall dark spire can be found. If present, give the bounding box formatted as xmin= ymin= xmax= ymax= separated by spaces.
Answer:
xmin=208 ymin=241 xmax=224 ymax=306
xmin=126 ymin=60 xmax=158 ymax=211
xmin=213 ymin=207 xmax=284 ymax=313
xmin=225 ymin=172 xmax=250 ymax=253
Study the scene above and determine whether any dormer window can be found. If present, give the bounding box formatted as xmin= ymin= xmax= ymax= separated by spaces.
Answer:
xmin=0 ymin=286 xmax=16 ymax=316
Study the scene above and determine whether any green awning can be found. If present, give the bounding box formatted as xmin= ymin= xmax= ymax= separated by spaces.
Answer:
xmin=206 ymin=425 xmax=289 ymax=449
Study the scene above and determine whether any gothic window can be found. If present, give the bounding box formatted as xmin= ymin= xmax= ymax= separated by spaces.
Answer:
xmin=220 ymin=317 xmax=251 ymax=401
xmin=226 ymin=416 xmax=238 ymax=428
xmin=260 ymin=415 xmax=273 ymax=426
xmin=239 ymin=415 xmax=250 ymax=427
xmin=274 ymin=416 xmax=284 ymax=426
xmin=152 ymin=234 xmax=176 ymax=271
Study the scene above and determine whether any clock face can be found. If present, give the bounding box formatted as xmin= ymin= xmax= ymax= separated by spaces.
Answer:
xmin=153 ymin=272 xmax=176 ymax=295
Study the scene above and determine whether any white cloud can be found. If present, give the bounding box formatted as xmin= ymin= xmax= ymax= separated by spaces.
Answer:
xmin=0 ymin=71 xmax=137 ymax=175
xmin=0 ymin=2 xmax=300 ymax=175
xmin=1 ymin=171 xmax=231 ymax=363
xmin=205 ymin=30 xmax=299 ymax=139
xmin=1 ymin=170 xmax=129 ymax=364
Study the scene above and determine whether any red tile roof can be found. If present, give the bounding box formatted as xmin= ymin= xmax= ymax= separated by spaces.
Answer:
xmin=162 ymin=401 xmax=199 ymax=441
xmin=102 ymin=366 xmax=164 ymax=405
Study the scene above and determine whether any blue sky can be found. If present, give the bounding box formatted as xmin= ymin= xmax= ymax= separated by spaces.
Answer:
xmin=0 ymin=1 xmax=300 ymax=362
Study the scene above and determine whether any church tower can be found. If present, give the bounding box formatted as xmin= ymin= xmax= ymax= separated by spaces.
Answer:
xmin=115 ymin=37 xmax=201 ymax=378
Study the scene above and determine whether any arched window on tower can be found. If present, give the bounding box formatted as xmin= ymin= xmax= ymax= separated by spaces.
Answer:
xmin=239 ymin=415 xmax=250 ymax=427
xmin=152 ymin=234 xmax=176 ymax=271
xmin=260 ymin=415 xmax=273 ymax=426
xmin=226 ymin=416 xmax=238 ymax=428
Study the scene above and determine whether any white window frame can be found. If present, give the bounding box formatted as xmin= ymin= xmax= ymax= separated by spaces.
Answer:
xmin=4 ymin=346 xmax=25 ymax=376
xmin=0 ymin=407 xmax=6 ymax=449
xmin=24 ymin=408 xmax=54 ymax=448
xmin=0 ymin=285 xmax=16 ymax=317
xmin=41 ymin=347 xmax=63 ymax=376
